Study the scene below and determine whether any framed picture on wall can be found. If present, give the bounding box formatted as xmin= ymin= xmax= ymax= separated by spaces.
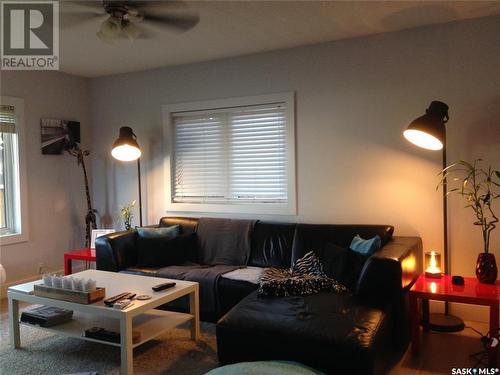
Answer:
xmin=90 ymin=229 xmax=115 ymax=249
xmin=41 ymin=118 xmax=80 ymax=154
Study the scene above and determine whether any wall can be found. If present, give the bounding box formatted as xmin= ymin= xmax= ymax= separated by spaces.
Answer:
xmin=86 ymin=15 xmax=497 ymax=321
xmin=0 ymin=71 xmax=90 ymax=285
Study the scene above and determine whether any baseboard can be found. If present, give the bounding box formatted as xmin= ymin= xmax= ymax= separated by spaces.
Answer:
xmin=0 ymin=265 xmax=86 ymax=300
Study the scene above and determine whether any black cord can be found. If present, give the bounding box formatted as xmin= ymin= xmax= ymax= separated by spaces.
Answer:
xmin=465 ymin=325 xmax=500 ymax=367
xmin=465 ymin=325 xmax=488 ymax=340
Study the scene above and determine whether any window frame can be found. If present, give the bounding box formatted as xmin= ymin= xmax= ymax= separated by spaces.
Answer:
xmin=0 ymin=96 xmax=29 ymax=246
xmin=163 ymin=92 xmax=296 ymax=215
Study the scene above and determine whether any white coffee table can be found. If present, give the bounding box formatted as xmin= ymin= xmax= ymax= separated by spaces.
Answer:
xmin=8 ymin=269 xmax=200 ymax=375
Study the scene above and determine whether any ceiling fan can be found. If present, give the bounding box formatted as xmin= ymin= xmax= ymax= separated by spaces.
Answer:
xmin=66 ymin=1 xmax=199 ymax=42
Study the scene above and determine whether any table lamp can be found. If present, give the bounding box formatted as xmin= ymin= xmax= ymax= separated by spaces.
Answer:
xmin=424 ymin=251 xmax=442 ymax=278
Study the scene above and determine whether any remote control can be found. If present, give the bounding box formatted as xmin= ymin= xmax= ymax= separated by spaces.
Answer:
xmin=152 ymin=282 xmax=176 ymax=292
xmin=104 ymin=292 xmax=136 ymax=306
xmin=113 ymin=299 xmax=133 ymax=310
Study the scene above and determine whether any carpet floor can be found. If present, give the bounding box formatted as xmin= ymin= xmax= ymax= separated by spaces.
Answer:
xmin=0 ymin=301 xmax=492 ymax=375
xmin=0 ymin=302 xmax=218 ymax=375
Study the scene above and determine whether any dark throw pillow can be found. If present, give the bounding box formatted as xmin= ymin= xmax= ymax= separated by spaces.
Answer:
xmin=137 ymin=233 xmax=198 ymax=267
xmin=320 ymin=243 xmax=369 ymax=290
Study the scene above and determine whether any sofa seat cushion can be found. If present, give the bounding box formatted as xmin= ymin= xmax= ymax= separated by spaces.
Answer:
xmin=221 ymin=266 xmax=264 ymax=284
xmin=157 ymin=263 xmax=239 ymax=317
xmin=218 ymin=276 xmax=259 ymax=318
xmin=217 ymin=291 xmax=391 ymax=374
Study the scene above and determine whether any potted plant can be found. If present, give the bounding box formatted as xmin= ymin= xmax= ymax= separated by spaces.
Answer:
xmin=439 ymin=159 xmax=499 ymax=283
xmin=120 ymin=200 xmax=136 ymax=230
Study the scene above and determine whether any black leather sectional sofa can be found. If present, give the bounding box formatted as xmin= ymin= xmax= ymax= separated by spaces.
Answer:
xmin=96 ymin=217 xmax=422 ymax=374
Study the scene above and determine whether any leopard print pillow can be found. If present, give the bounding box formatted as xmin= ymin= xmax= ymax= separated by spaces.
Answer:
xmin=258 ymin=251 xmax=349 ymax=297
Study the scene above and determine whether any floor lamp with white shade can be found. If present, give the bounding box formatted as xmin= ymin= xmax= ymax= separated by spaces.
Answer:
xmin=403 ymin=101 xmax=465 ymax=332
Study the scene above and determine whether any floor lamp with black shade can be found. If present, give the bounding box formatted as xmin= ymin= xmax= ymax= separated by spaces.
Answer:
xmin=111 ymin=126 xmax=143 ymax=227
xmin=403 ymin=101 xmax=465 ymax=332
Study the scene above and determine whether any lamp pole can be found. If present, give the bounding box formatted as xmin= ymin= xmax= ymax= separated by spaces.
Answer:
xmin=137 ymin=158 xmax=143 ymax=227
xmin=442 ymin=131 xmax=449 ymax=314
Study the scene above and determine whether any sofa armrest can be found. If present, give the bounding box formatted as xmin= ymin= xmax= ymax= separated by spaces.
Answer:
xmin=95 ymin=230 xmax=138 ymax=272
xmin=374 ymin=236 xmax=422 ymax=290
xmin=355 ymin=236 xmax=422 ymax=305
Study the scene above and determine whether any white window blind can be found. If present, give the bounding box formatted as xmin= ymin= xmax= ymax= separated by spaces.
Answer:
xmin=0 ymin=105 xmax=16 ymax=133
xmin=0 ymin=105 xmax=17 ymax=231
xmin=172 ymin=103 xmax=288 ymax=204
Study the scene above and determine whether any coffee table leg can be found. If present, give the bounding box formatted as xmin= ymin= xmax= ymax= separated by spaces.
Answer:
xmin=120 ymin=316 xmax=133 ymax=375
xmin=8 ymin=297 xmax=20 ymax=348
xmin=190 ymin=286 xmax=200 ymax=341
xmin=489 ymin=302 xmax=499 ymax=367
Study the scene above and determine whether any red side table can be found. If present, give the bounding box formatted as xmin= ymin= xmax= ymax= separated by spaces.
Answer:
xmin=409 ymin=275 xmax=499 ymax=366
xmin=64 ymin=248 xmax=96 ymax=275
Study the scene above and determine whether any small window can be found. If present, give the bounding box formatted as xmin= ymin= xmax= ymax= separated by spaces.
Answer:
xmin=164 ymin=93 xmax=296 ymax=215
xmin=0 ymin=97 xmax=29 ymax=245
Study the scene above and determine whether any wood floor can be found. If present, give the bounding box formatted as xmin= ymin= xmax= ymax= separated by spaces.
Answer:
xmin=0 ymin=300 xmax=494 ymax=374
xmin=390 ymin=320 xmax=494 ymax=374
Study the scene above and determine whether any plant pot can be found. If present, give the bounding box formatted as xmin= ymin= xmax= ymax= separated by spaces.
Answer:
xmin=475 ymin=253 xmax=497 ymax=284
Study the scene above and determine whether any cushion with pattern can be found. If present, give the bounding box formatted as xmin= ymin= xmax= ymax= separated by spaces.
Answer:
xmin=258 ymin=251 xmax=349 ymax=297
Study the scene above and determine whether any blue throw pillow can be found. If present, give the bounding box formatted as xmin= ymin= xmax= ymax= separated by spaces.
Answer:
xmin=137 ymin=225 xmax=180 ymax=239
xmin=350 ymin=234 xmax=381 ymax=255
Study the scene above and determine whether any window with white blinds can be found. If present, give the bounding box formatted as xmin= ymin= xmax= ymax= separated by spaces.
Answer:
xmin=0 ymin=105 xmax=17 ymax=231
xmin=165 ymin=93 xmax=295 ymax=214
xmin=0 ymin=97 xmax=29 ymax=244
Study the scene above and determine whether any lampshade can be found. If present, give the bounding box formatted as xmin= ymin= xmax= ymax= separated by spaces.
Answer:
xmin=97 ymin=17 xmax=121 ymax=42
xmin=403 ymin=101 xmax=449 ymax=150
xmin=122 ymin=21 xmax=142 ymax=40
xmin=111 ymin=126 xmax=141 ymax=161
xmin=0 ymin=264 xmax=6 ymax=284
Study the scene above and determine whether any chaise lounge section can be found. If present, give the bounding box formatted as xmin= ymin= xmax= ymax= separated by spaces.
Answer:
xmin=95 ymin=217 xmax=422 ymax=373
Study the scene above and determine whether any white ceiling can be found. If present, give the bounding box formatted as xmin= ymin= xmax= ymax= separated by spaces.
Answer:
xmin=59 ymin=1 xmax=500 ymax=78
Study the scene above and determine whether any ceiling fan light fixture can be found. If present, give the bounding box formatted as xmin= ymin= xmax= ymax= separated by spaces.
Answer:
xmin=126 ymin=13 xmax=144 ymax=23
xmin=123 ymin=21 xmax=142 ymax=40
xmin=98 ymin=16 xmax=122 ymax=39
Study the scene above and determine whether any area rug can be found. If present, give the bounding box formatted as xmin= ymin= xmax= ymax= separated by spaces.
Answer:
xmin=0 ymin=317 xmax=219 ymax=375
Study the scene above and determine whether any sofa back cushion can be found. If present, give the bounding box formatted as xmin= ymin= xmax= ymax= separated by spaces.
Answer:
xmin=197 ymin=218 xmax=256 ymax=266
xmin=248 ymin=221 xmax=296 ymax=268
xmin=291 ymin=224 xmax=394 ymax=264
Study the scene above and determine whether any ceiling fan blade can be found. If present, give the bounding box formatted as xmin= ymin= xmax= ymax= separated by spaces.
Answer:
xmin=60 ymin=11 xmax=107 ymax=29
xmin=67 ymin=1 xmax=105 ymax=12
xmin=130 ymin=0 xmax=188 ymax=11
xmin=143 ymin=12 xmax=199 ymax=32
